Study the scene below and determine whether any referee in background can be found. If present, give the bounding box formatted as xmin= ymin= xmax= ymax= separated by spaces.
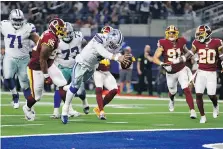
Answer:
xmin=137 ymin=45 xmax=153 ymax=95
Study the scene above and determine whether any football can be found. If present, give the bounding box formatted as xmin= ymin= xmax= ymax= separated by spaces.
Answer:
xmin=121 ymin=56 xmax=133 ymax=69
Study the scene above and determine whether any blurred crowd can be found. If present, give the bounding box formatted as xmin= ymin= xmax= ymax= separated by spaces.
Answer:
xmin=1 ymin=1 xmax=218 ymax=33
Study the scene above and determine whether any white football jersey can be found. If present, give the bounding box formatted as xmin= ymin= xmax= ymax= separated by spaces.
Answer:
xmin=0 ymin=20 xmax=36 ymax=58
xmin=54 ymin=31 xmax=83 ymax=68
xmin=75 ymin=33 xmax=118 ymax=69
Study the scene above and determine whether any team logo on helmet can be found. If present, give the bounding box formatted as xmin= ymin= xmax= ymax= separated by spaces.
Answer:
xmin=48 ymin=18 xmax=67 ymax=38
xmin=101 ymin=26 xmax=113 ymax=34
xmin=165 ymin=25 xmax=179 ymax=41
xmin=195 ymin=25 xmax=212 ymax=43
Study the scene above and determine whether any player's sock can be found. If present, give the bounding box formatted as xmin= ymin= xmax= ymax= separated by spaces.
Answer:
xmin=54 ymin=90 xmax=61 ymax=108
xmin=168 ymin=92 xmax=175 ymax=101
xmin=183 ymin=87 xmax=195 ymax=110
xmin=208 ymin=95 xmax=218 ymax=107
xmin=4 ymin=79 xmax=17 ymax=94
xmin=23 ymin=88 xmax=31 ymax=100
xmin=196 ymin=93 xmax=205 ymax=116
xmin=27 ymin=96 xmax=36 ymax=109
xmin=58 ymin=87 xmax=67 ymax=102
xmin=95 ymin=87 xmax=104 ymax=111
xmin=62 ymin=87 xmax=77 ymax=116
xmin=103 ymin=89 xmax=118 ymax=107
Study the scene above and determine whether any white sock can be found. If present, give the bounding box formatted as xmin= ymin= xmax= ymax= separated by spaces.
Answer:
xmin=82 ymin=98 xmax=89 ymax=108
xmin=53 ymin=108 xmax=59 ymax=115
xmin=62 ymin=89 xmax=74 ymax=115
xmin=10 ymin=87 xmax=17 ymax=94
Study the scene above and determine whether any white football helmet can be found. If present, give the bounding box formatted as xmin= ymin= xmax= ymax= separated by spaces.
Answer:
xmin=9 ymin=9 xmax=25 ymax=30
xmin=62 ymin=22 xmax=74 ymax=42
xmin=105 ymin=29 xmax=124 ymax=54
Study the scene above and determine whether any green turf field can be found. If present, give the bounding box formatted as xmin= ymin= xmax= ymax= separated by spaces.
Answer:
xmin=1 ymin=92 xmax=222 ymax=136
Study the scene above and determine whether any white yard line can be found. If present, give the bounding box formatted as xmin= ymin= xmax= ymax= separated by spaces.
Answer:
xmin=1 ymin=124 xmax=44 ymax=127
xmin=1 ymin=111 xmax=223 ymax=117
xmin=1 ymin=128 xmax=223 ymax=138
xmin=2 ymin=92 xmax=222 ymax=103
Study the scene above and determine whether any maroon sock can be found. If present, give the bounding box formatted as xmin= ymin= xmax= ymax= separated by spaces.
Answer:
xmin=59 ymin=87 xmax=66 ymax=102
xmin=208 ymin=95 xmax=218 ymax=107
xmin=27 ymin=95 xmax=36 ymax=109
xmin=95 ymin=87 xmax=104 ymax=111
xmin=168 ymin=92 xmax=175 ymax=101
xmin=183 ymin=87 xmax=195 ymax=110
xmin=196 ymin=93 xmax=205 ymax=116
xmin=103 ymin=89 xmax=118 ymax=107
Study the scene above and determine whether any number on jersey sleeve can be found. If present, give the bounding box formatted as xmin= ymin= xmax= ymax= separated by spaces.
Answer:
xmin=198 ymin=49 xmax=216 ymax=64
xmin=7 ymin=34 xmax=22 ymax=48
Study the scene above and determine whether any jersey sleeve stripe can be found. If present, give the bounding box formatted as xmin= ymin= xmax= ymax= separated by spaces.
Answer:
xmin=94 ymin=34 xmax=103 ymax=44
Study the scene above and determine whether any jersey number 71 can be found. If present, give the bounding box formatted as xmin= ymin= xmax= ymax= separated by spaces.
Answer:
xmin=7 ymin=34 xmax=22 ymax=48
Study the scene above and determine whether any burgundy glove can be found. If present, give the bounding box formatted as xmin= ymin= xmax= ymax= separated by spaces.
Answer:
xmin=44 ymin=74 xmax=53 ymax=85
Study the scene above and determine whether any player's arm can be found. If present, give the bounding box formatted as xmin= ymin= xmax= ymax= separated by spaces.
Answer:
xmin=40 ymin=44 xmax=53 ymax=74
xmin=30 ymin=32 xmax=40 ymax=44
xmin=153 ymin=46 xmax=164 ymax=66
xmin=96 ymin=43 xmax=130 ymax=64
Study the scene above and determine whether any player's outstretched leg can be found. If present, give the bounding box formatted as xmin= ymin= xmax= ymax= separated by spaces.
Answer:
xmin=51 ymin=90 xmax=61 ymax=119
xmin=61 ymin=86 xmax=78 ymax=124
xmin=183 ymin=87 xmax=197 ymax=119
xmin=4 ymin=79 xmax=19 ymax=109
xmin=168 ymin=92 xmax=175 ymax=112
xmin=208 ymin=95 xmax=219 ymax=118
xmin=196 ymin=93 xmax=206 ymax=123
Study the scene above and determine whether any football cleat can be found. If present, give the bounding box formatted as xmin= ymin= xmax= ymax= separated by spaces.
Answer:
xmin=200 ymin=115 xmax=207 ymax=124
xmin=68 ymin=110 xmax=80 ymax=118
xmin=61 ymin=115 xmax=68 ymax=124
xmin=213 ymin=105 xmax=219 ymax=118
xmin=12 ymin=93 xmax=19 ymax=109
xmin=99 ymin=110 xmax=106 ymax=120
xmin=23 ymin=105 xmax=35 ymax=121
xmin=168 ymin=100 xmax=174 ymax=112
xmin=93 ymin=107 xmax=100 ymax=118
xmin=190 ymin=109 xmax=197 ymax=119
xmin=83 ymin=106 xmax=90 ymax=114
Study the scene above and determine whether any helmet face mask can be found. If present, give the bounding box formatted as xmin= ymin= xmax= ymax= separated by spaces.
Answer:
xmin=62 ymin=22 xmax=74 ymax=43
xmin=48 ymin=18 xmax=67 ymax=39
xmin=195 ymin=25 xmax=212 ymax=43
xmin=165 ymin=25 xmax=179 ymax=41
xmin=105 ymin=29 xmax=123 ymax=54
xmin=9 ymin=9 xmax=25 ymax=30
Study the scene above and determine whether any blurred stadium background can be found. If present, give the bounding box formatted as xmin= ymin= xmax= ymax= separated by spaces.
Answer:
xmin=1 ymin=1 xmax=223 ymax=97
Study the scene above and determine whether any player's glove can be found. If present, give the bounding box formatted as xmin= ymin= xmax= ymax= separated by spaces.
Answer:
xmin=160 ymin=62 xmax=172 ymax=72
xmin=43 ymin=74 xmax=53 ymax=85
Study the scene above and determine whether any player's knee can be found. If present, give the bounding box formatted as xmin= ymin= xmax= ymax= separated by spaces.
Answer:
xmin=95 ymin=87 xmax=103 ymax=94
xmin=169 ymin=88 xmax=177 ymax=95
xmin=196 ymin=93 xmax=203 ymax=100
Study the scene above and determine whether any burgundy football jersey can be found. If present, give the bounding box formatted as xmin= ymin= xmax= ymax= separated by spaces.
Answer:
xmin=28 ymin=30 xmax=59 ymax=70
xmin=158 ymin=37 xmax=187 ymax=73
xmin=192 ymin=38 xmax=222 ymax=71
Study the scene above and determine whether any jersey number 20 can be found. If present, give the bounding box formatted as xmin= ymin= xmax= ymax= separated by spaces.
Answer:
xmin=199 ymin=49 xmax=216 ymax=64
xmin=7 ymin=34 xmax=22 ymax=48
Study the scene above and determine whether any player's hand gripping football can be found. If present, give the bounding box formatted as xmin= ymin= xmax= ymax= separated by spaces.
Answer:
xmin=118 ymin=54 xmax=132 ymax=65
xmin=43 ymin=74 xmax=53 ymax=85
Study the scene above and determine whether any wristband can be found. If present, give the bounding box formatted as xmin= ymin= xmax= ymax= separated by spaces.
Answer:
xmin=43 ymin=74 xmax=50 ymax=78
xmin=113 ymin=55 xmax=119 ymax=61
xmin=159 ymin=62 xmax=164 ymax=66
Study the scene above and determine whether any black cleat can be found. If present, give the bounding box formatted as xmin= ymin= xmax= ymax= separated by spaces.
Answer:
xmin=83 ymin=106 xmax=90 ymax=114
